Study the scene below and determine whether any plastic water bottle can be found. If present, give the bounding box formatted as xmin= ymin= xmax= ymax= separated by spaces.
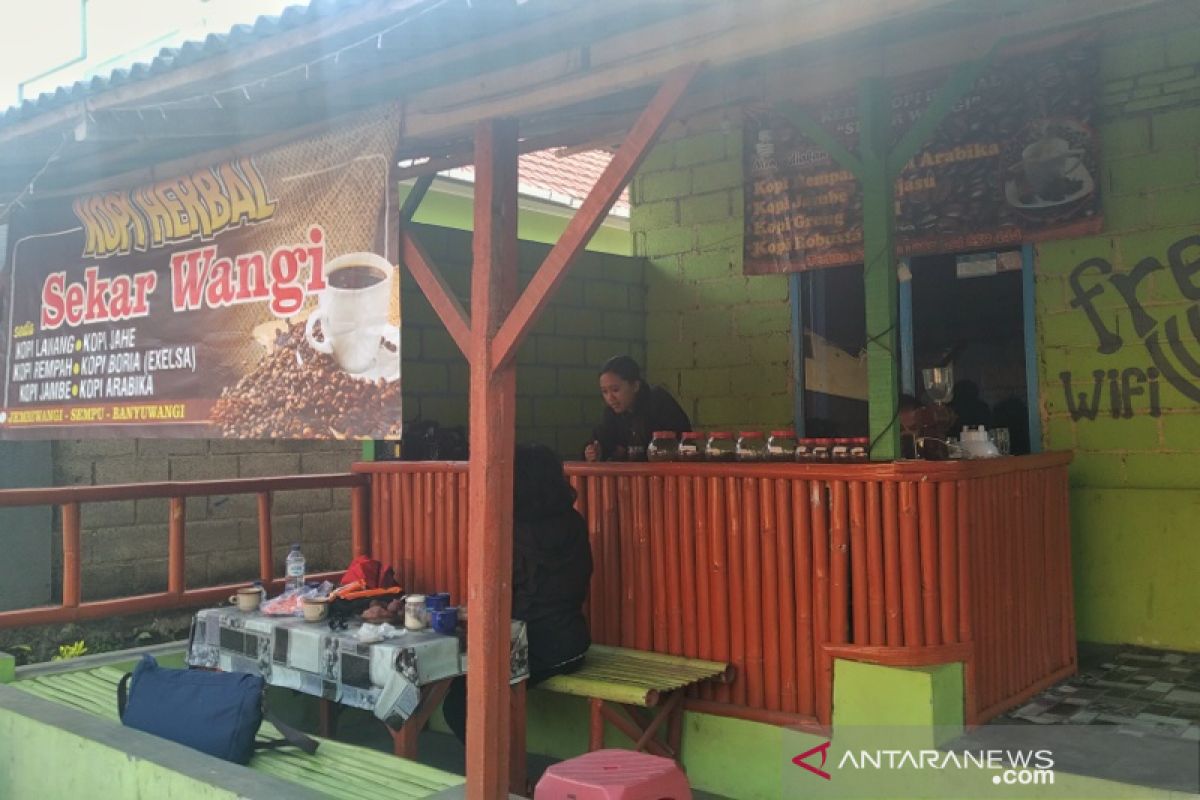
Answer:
xmin=285 ymin=543 xmax=306 ymax=591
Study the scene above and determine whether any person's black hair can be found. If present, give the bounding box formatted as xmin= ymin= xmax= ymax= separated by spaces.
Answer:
xmin=514 ymin=443 xmax=577 ymax=522
xmin=899 ymin=393 xmax=921 ymax=411
xmin=598 ymin=355 xmax=642 ymax=383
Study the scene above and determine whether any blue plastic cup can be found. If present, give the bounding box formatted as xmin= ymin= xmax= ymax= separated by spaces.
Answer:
xmin=432 ymin=607 xmax=459 ymax=635
xmin=426 ymin=594 xmax=449 ymax=616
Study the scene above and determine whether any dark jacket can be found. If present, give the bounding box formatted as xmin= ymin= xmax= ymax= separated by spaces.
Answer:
xmin=513 ymin=509 xmax=593 ymax=673
xmin=590 ymin=384 xmax=691 ymax=461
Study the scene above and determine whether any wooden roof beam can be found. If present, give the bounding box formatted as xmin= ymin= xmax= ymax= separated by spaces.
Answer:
xmin=675 ymin=0 xmax=1171 ymax=118
xmin=490 ymin=64 xmax=699 ymax=370
xmin=399 ymin=0 xmax=961 ymax=141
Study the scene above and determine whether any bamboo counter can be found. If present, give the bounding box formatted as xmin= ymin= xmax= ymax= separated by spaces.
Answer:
xmin=353 ymin=452 xmax=1075 ymax=727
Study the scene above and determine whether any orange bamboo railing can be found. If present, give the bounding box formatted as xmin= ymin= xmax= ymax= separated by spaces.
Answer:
xmin=354 ymin=452 xmax=1075 ymax=728
xmin=0 ymin=474 xmax=370 ymax=628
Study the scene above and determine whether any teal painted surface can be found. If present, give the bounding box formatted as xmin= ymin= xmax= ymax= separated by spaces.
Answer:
xmin=1021 ymin=243 xmax=1042 ymax=452
xmin=790 ymin=272 xmax=806 ymax=436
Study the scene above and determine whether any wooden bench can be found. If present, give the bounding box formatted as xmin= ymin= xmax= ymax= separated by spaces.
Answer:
xmin=537 ymin=645 xmax=733 ymax=762
xmin=10 ymin=658 xmax=465 ymax=800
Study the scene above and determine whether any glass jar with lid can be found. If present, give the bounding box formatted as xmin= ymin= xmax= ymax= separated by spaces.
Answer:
xmin=831 ymin=437 xmax=852 ymax=463
xmin=705 ymin=432 xmax=736 ymax=462
xmin=849 ymin=437 xmax=870 ymax=463
xmin=678 ymin=431 xmax=705 ymax=462
xmin=735 ymin=431 xmax=767 ymax=462
xmin=766 ymin=429 xmax=798 ymax=462
xmin=647 ymin=431 xmax=679 ymax=462
xmin=795 ymin=438 xmax=815 ymax=462
xmin=811 ymin=438 xmax=833 ymax=462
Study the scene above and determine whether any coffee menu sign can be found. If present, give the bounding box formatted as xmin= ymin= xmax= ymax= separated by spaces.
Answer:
xmin=744 ymin=40 xmax=1102 ymax=275
xmin=0 ymin=108 xmax=403 ymax=439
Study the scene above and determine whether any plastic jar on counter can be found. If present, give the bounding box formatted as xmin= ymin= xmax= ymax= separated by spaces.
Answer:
xmin=705 ymin=432 xmax=736 ymax=462
xmin=647 ymin=431 xmax=679 ymax=462
xmin=811 ymin=438 xmax=833 ymax=462
xmin=766 ymin=430 xmax=798 ymax=462
xmin=831 ymin=437 xmax=852 ymax=463
xmin=735 ymin=431 xmax=766 ymax=462
xmin=795 ymin=439 xmax=815 ymax=462
xmin=678 ymin=431 xmax=705 ymax=462
xmin=849 ymin=437 xmax=870 ymax=463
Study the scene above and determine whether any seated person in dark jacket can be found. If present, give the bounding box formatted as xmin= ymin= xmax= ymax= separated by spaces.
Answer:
xmin=443 ymin=443 xmax=593 ymax=744
xmin=584 ymin=355 xmax=691 ymax=461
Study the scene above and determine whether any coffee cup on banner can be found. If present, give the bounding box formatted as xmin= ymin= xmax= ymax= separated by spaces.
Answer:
xmin=1020 ymin=136 xmax=1082 ymax=196
xmin=305 ymin=252 xmax=395 ymax=374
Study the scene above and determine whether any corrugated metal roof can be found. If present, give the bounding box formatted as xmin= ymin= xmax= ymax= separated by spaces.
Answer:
xmin=0 ymin=0 xmax=390 ymax=128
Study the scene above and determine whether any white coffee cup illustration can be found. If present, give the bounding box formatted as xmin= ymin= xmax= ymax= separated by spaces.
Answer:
xmin=305 ymin=251 xmax=394 ymax=374
xmin=1020 ymin=136 xmax=1082 ymax=196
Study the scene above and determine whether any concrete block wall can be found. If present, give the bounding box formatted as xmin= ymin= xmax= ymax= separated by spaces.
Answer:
xmin=1035 ymin=22 xmax=1200 ymax=650
xmin=401 ymin=223 xmax=647 ymax=456
xmin=631 ymin=111 xmax=795 ymax=432
xmin=52 ymin=438 xmax=360 ymax=601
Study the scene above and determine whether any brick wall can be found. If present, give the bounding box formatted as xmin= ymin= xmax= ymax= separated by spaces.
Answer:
xmin=46 ymin=223 xmax=644 ymax=602
xmin=402 ymin=223 xmax=647 ymax=456
xmin=631 ymin=113 xmax=794 ymax=431
xmin=1035 ymin=23 xmax=1200 ymax=649
xmin=52 ymin=438 xmax=360 ymax=601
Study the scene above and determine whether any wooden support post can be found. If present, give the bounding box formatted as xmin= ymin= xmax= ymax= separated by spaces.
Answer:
xmin=490 ymin=64 xmax=699 ymax=368
xmin=61 ymin=502 xmax=81 ymax=608
xmin=168 ymin=497 xmax=186 ymax=595
xmin=258 ymin=492 xmax=273 ymax=583
xmin=465 ymin=117 xmax=520 ymax=800
xmin=350 ymin=485 xmax=369 ymax=557
xmin=859 ymin=78 xmax=900 ymax=461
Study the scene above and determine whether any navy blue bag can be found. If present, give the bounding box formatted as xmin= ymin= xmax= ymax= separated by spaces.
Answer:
xmin=117 ymin=654 xmax=317 ymax=765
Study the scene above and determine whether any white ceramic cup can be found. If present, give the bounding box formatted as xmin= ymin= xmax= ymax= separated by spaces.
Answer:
xmin=305 ymin=252 xmax=395 ymax=374
xmin=302 ymin=598 xmax=328 ymax=622
xmin=229 ymin=587 xmax=263 ymax=612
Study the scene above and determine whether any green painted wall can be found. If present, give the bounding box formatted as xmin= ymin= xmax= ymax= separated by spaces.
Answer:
xmin=631 ymin=22 xmax=1200 ymax=652
xmin=400 ymin=181 xmax=633 ymax=256
xmin=0 ymin=685 xmax=311 ymax=800
xmin=401 ymin=222 xmax=646 ymax=457
xmin=1036 ymin=23 xmax=1200 ymax=651
xmin=631 ymin=118 xmax=795 ymax=431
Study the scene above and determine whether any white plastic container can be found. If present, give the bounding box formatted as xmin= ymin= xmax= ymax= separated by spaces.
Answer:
xmin=960 ymin=426 xmax=1000 ymax=459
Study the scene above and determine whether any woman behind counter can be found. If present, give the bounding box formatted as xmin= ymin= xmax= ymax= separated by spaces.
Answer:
xmin=584 ymin=355 xmax=691 ymax=462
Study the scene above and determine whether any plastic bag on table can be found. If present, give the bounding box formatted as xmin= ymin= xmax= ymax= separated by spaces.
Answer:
xmin=261 ymin=582 xmax=335 ymax=616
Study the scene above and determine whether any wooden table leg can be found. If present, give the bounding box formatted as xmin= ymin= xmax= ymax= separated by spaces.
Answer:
xmin=318 ymin=698 xmax=338 ymax=738
xmin=509 ymin=680 xmax=528 ymax=796
xmin=392 ymin=678 xmax=453 ymax=759
xmin=589 ymin=697 xmax=605 ymax=751
xmin=667 ymin=693 xmax=684 ymax=765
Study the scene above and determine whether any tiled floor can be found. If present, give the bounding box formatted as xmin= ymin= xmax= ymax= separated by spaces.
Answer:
xmin=1001 ymin=643 xmax=1200 ymax=742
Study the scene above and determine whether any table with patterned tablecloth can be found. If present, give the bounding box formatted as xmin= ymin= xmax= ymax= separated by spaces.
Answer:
xmin=187 ymin=608 xmax=529 ymax=729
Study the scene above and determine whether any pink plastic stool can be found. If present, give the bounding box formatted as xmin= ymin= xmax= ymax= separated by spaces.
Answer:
xmin=534 ymin=749 xmax=692 ymax=800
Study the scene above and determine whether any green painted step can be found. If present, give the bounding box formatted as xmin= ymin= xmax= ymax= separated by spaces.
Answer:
xmin=13 ymin=664 xmax=464 ymax=800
